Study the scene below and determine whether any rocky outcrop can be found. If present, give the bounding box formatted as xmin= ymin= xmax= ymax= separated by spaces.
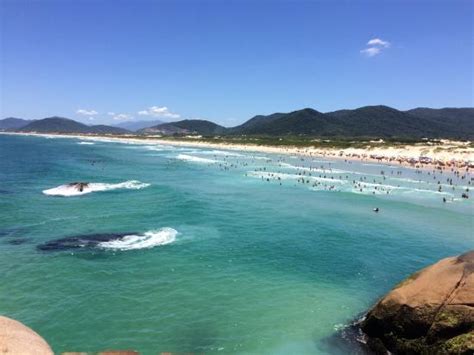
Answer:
xmin=0 ymin=316 xmax=53 ymax=354
xmin=361 ymin=251 xmax=474 ymax=354
xmin=68 ymin=182 xmax=89 ymax=192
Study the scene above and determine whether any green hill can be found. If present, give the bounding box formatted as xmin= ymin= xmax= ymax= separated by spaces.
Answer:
xmin=232 ymin=108 xmax=342 ymax=136
xmin=18 ymin=117 xmax=130 ymax=135
xmin=406 ymin=108 xmax=474 ymax=138
xmin=141 ymin=119 xmax=226 ymax=136
xmin=5 ymin=106 xmax=472 ymax=139
xmin=0 ymin=118 xmax=34 ymax=130
xmin=230 ymin=106 xmax=473 ymax=139
xmin=19 ymin=117 xmax=91 ymax=133
xmin=325 ymin=105 xmax=441 ymax=138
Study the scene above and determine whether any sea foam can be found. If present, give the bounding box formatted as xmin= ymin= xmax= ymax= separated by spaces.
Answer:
xmin=198 ymin=149 xmax=244 ymax=157
xmin=42 ymin=180 xmax=150 ymax=197
xmin=98 ymin=228 xmax=177 ymax=250
xmin=176 ymin=154 xmax=217 ymax=163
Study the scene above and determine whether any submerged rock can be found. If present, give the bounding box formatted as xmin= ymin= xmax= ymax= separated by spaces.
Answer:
xmin=7 ymin=238 xmax=27 ymax=245
xmin=0 ymin=316 xmax=53 ymax=354
xmin=361 ymin=250 xmax=474 ymax=354
xmin=37 ymin=232 xmax=135 ymax=251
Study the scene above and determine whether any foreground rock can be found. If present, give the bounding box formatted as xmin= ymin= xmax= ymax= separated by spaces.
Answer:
xmin=361 ymin=251 xmax=474 ymax=354
xmin=0 ymin=316 xmax=53 ymax=354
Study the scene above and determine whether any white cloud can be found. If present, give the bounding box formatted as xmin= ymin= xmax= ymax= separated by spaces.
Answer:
xmin=112 ymin=113 xmax=133 ymax=120
xmin=138 ymin=106 xmax=180 ymax=119
xmin=107 ymin=112 xmax=115 ymax=116
xmin=360 ymin=38 xmax=391 ymax=57
xmin=367 ymin=38 xmax=390 ymax=48
xmin=76 ymin=109 xmax=98 ymax=116
xmin=360 ymin=47 xmax=382 ymax=57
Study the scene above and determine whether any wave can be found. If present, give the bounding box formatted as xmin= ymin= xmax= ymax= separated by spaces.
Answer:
xmin=77 ymin=141 xmax=95 ymax=145
xmin=247 ymin=171 xmax=347 ymax=184
xmin=247 ymin=171 xmax=457 ymax=198
xmin=362 ymin=163 xmax=397 ymax=168
xmin=252 ymin=156 xmax=272 ymax=161
xmin=176 ymin=154 xmax=217 ymax=164
xmin=143 ymin=145 xmax=166 ymax=152
xmin=42 ymin=180 xmax=150 ymax=197
xmin=197 ymin=149 xmax=244 ymax=157
xmin=278 ymin=163 xmax=349 ymax=174
xmin=37 ymin=228 xmax=177 ymax=251
xmin=98 ymin=228 xmax=177 ymax=250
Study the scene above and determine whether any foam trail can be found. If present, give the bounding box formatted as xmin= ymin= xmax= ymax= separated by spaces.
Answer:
xmin=252 ymin=156 xmax=272 ymax=161
xmin=198 ymin=149 xmax=244 ymax=157
xmin=176 ymin=154 xmax=217 ymax=163
xmin=143 ymin=145 xmax=165 ymax=152
xmin=247 ymin=171 xmax=346 ymax=184
xmin=98 ymin=228 xmax=177 ymax=250
xmin=42 ymin=180 xmax=150 ymax=197
xmin=77 ymin=142 xmax=95 ymax=145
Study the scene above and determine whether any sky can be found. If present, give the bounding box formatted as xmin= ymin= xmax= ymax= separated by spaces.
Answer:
xmin=1 ymin=0 xmax=472 ymax=126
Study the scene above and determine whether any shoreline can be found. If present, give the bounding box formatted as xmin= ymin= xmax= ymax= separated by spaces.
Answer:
xmin=2 ymin=131 xmax=473 ymax=172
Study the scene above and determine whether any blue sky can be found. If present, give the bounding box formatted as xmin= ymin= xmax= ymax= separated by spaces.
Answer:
xmin=1 ymin=0 xmax=472 ymax=126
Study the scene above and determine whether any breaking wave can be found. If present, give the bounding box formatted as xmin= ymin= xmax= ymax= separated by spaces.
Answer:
xmin=98 ymin=228 xmax=178 ymax=250
xmin=37 ymin=228 xmax=178 ymax=252
xmin=198 ymin=149 xmax=244 ymax=157
xmin=42 ymin=180 xmax=150 ymax=197
xmin=176 ymin=154 xmax=217 ymax=164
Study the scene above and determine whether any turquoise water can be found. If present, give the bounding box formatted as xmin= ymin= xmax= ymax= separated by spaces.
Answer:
xmin=0 ymin=134 xmax=472 ymax=354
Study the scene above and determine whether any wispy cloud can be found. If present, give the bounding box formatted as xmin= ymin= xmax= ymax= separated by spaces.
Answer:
xmin=138 ymin=106 xmax=180 ymax=119
xmin=360 ymin=38 xmax=391 ymax=57
xmin=367 ymin=38 xmax=390 ymax=48
xmin=76 ymin=109 xmax=98 ymax=116
xmin=360 ymin=47 xmax=382 ymax=57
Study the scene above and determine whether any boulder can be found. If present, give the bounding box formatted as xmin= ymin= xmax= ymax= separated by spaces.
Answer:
xmin=361 ymin=250 xmax=474 ymax=354
xmin=0 ymin=316 xmax=53 ymax=354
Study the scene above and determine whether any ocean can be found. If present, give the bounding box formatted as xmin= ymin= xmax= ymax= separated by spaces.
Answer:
xmin=0 ymin=134 xmax=472 ymax=354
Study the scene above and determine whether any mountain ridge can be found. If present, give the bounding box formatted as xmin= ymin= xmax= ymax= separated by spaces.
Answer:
xmin=2 ymin=106 xmax=473 ymax=139
xmin=15 ymin=117 xmax=130 ymax=135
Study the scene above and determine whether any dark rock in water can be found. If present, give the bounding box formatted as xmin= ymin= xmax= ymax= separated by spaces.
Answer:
xmin=7 ymin=238 xmax=28 ymax=245
xmin=68 ymin=182 xmax=89 ymax=192
xmin=0 ymin=228 xmax=19 ymax=238
xmin=361 ymin=250 xmax=474 ymax=354
xmin=37 ymin=232 xmax=135 ymax=251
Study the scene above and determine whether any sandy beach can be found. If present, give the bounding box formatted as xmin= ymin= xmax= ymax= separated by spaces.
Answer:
xmin=3 ymin=132 xmax=474 ymax=171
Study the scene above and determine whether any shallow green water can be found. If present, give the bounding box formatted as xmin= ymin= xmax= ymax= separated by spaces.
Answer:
xmin=0 ymin=134 xmax=472 ymax=354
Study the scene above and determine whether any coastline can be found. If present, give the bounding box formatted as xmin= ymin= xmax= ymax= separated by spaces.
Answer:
xmin=2 ymin=131 xmax=473 ymax=171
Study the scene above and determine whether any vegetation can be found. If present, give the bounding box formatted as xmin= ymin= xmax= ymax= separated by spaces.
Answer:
xmin=14 ymin=117 xmax=130 ymax=135
xmin=2 ymin=106 xmax=472 ymax=140
xmin=140 ymin=106 xmax=473 ymax=139
xmin=140 ymin=119 xmax=226 ymax=135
